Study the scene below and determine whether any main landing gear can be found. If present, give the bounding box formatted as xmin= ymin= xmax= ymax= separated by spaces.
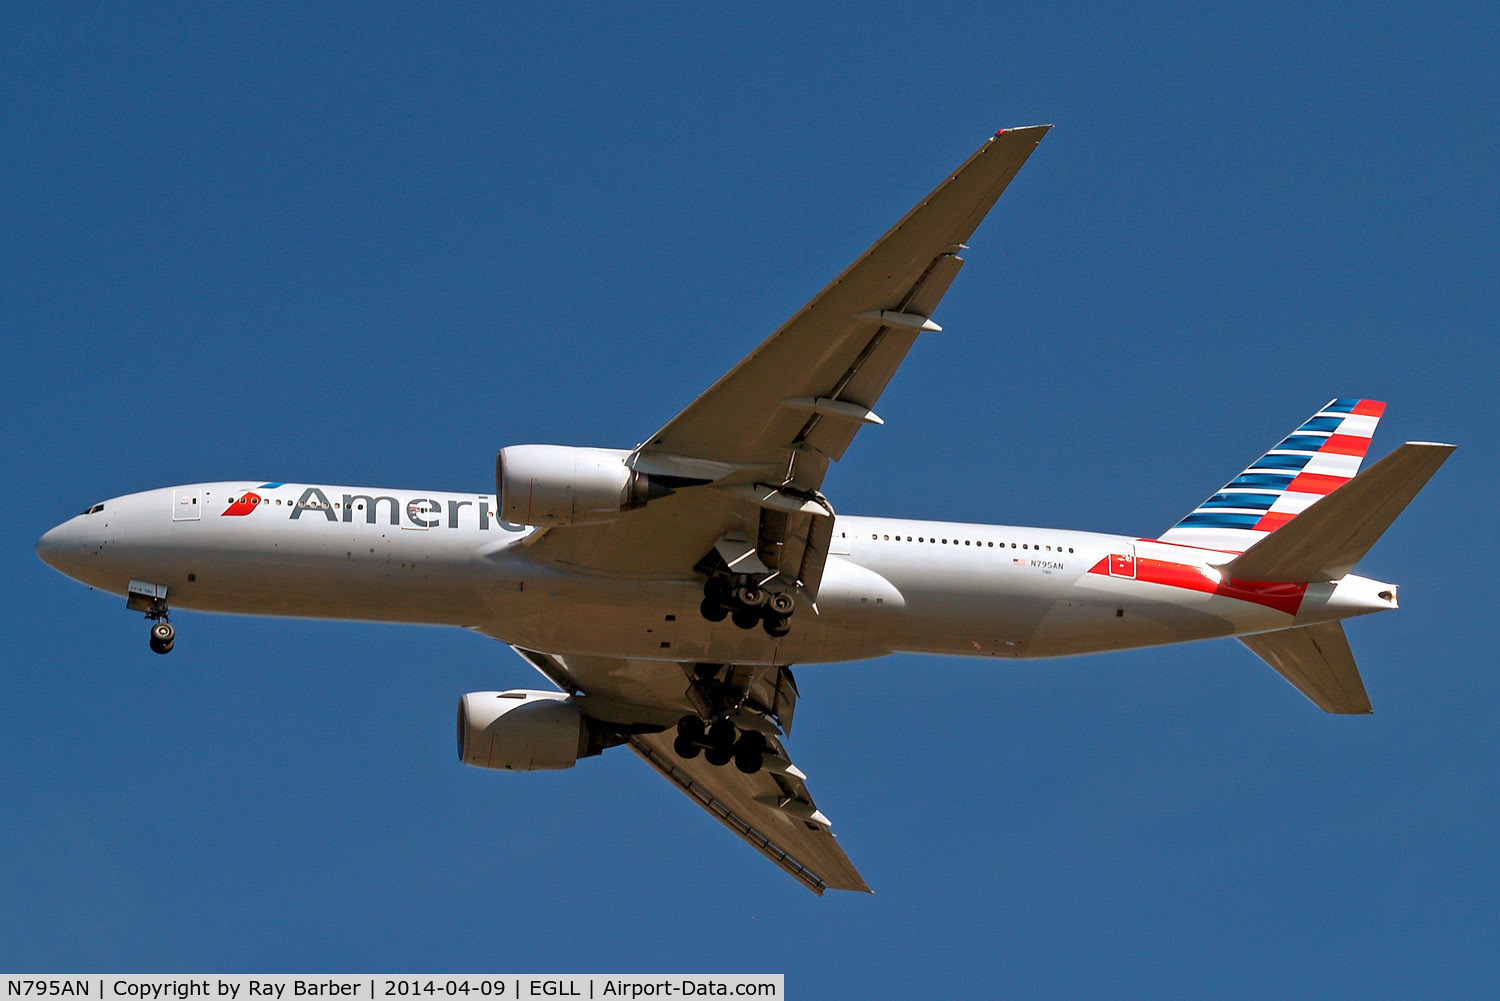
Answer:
xmin=672 ymin=715 xmax=769 ymax=774
xmin=699 ymin=574 xmax=795 ymax=637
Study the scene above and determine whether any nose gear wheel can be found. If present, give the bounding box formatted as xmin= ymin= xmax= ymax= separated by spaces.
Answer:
xmin=148 ymin=621 xmax=175 ymax=655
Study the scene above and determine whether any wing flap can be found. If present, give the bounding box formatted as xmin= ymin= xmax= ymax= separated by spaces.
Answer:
xmin=797 ymin=324 xmax=922 ymax=464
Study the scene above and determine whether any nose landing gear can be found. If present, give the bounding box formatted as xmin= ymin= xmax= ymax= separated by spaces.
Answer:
xmin=128 ymin=581 xmax=176 ymax=654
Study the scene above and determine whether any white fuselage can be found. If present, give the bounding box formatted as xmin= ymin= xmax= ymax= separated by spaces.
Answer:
xmin=36 ymin=481 xmax=1398 ymax=665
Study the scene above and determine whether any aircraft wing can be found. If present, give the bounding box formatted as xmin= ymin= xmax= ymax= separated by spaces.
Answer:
xmin=522 ymin=126 xmax=1049 ymax=595
xmin=628 ymin=728 xmax=869 ymax=895
xmin=504 ymin=644 xmax=868 ymax=895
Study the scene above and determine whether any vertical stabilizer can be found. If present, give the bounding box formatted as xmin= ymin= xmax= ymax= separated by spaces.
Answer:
xmin=1159 ymin=399 xmax=1385 ymax=553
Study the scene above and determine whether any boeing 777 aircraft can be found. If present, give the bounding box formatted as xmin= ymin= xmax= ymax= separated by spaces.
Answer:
xmin=36 ymin=126 xmax=1453 ymax=894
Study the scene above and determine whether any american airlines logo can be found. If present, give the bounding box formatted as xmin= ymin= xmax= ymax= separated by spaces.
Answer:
xmin=222 ymin=491 xmax=263 ymax=517
xmin=284 ymin=486 xmax=523 ymax=531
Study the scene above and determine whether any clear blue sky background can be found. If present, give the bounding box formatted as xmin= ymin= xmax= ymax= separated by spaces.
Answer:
xmin=3 ymin=2 xmax=1496 ymax=994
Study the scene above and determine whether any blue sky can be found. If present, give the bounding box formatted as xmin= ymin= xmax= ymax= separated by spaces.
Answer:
xmin=3 ymin=2 xmax=1496 ymax=993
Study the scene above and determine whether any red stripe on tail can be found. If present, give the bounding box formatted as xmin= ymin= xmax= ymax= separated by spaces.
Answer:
xmin=1319 ymin=433 xmax=1373 ymax=456
xmin=1286 ymin=472 xmax=1349 ymax=495
xmin=1089 ymin=556 xmax=1306 ymax=615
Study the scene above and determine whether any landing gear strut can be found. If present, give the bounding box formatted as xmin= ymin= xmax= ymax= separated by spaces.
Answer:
xmin=700 ymin=573 xmax=796 ymax=637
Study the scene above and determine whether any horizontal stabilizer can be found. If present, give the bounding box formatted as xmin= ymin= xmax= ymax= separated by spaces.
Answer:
xmin=1240 ymin=622 xmax=1371 ymax=714
xmin=1222 ymin=442 xmax=1455 ymax=583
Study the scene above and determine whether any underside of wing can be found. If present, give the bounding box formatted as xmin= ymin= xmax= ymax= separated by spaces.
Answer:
xmin=520 ymin=483 xmax=807 ymax=583
xmin=522 ymin=127 xmax=1050 ymax=595
xmin=639 ymin=126 xmax=1050 ymax=477
xmin=629 ymin=728 xmax=870 ymax=895
xmin=501 ymin=644 xmax=864 ymax=894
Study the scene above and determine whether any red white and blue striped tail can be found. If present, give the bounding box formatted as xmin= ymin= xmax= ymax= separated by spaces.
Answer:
xmin=1157 ymin=398 xmax=1385 ymax=554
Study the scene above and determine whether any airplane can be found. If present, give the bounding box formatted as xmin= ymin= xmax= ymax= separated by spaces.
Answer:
xmin=35 ymin=125 xmax=1454 ymax=895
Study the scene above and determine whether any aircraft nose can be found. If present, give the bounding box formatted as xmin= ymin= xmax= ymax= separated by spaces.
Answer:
xmin=36 ymin=523 xmax=67 ymax=569
xmin=36 ymin=519 xmax=87 ymax=575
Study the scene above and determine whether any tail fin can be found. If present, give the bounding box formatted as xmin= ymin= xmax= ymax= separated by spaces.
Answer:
xmin=1240 ymin=622 xmax=1371 ymax=714
xmin=1158 ymin=398 xmax=1386 ymax=553
xmin=1221 ymin=442 xmax=1455 ymax=582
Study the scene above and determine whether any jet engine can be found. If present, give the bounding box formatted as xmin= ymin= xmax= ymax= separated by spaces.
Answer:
xmin=457 ymin=690 xmax=594 ymax=771
xmin=496 ymin=445 xmax=670 ymax=527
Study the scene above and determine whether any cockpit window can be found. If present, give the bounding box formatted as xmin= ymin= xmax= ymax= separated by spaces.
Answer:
xmin=78 ymin=503 xmax=104 ymax=516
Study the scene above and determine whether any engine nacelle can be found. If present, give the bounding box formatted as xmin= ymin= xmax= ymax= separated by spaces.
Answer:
xmin=496 ymin=445 xmax=666 ymax=527
xmin=457 ymin=690 xmax=589 ymax=771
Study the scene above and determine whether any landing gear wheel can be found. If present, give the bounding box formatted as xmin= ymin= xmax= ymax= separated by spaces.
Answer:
xmin=700 ymin=598 xmax=728 ymax=622
xmin=677 ymin=715 xmax=707 ymax=742
xmin=768 ymin=592 xmax=796 ymax=616
xmin=148 ymin=621 xmax=175 ymax=655
xmin=733 ymin=585 xmax=767 ymax=609
xmin=734 ymin=730 xmax=768 ymax=756
xmin=733 ymin=731 xmax=768 ymax=774
xmin=705 ymin=745 xmax=733 ymax=767
xmin=731 ymin=608 xmax=760 ymax=630
xmin=734 ymin=748 xmax=765 ymax=774
xmin=704 ymin=576 xmax=732 ymax=604
xmin=706 ymin=720 xmax=736 ymax=767
xmin=708 ymin=719 xmax=736 ymax=752
xmin=763 ymin=614 xmax=791 ymax=638
xmin=673 ymin=734 xmax=702 ymax=760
